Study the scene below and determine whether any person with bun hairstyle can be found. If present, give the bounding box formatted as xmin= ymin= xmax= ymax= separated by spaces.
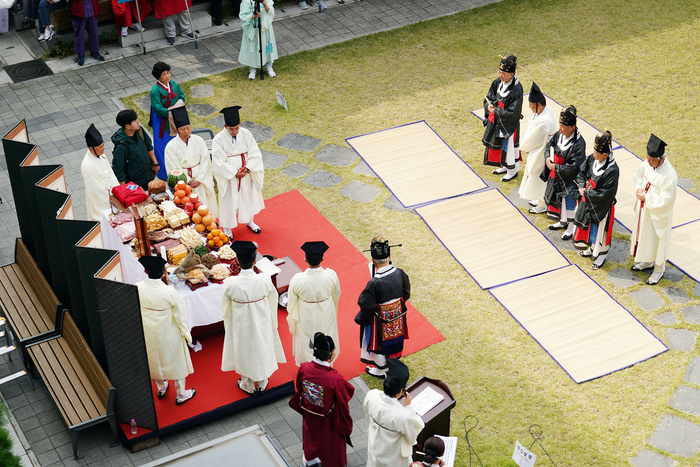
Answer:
xmin=411 ymin=437 xmax=446 ymax=467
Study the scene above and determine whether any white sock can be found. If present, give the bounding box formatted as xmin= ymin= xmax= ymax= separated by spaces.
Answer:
xmin=564 ymin=223 xmax=575 ymax=236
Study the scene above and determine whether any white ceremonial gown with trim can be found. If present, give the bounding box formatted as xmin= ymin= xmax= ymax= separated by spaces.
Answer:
xmin=287 ymin=267 xmax=341 ymax=366
xmin=164 ymin=133 xmax=218 ymax=218
xmin=518 ymin=105 xmax=557 ymax=203
xmin=81 ymin=150 xmax=120 ymax=221
xmin=211 ymin=128 xmax=265 ymax=228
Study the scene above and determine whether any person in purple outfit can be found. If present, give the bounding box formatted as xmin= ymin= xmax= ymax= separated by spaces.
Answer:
xmin=67 ymin=0 xmax=104 ymax=65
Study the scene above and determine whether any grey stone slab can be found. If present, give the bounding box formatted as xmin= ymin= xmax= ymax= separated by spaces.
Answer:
xmin=667 ymin=328 xmax=697 ymax=352
xmin=188 ymin=104 xmax=218 ymax=117
xmin=648 ymin=414 xmax=700 ymax=457
xmin=685 ymin=358 xmax=700 ymax=385
xmin=682 ymin=305 xmax=700 ymax=324
xmin=353 ymin=160 xmax=378 ymax=178
xmin=664 ymin=265 xmax=685 ymax=283
xmin=135 ymin=96 xmax=151 ymax=112
xmin=539 ymin=227 xmax=577 ymax=252
xmin=277 ymin=133 xmax=322 ymax=152
xmin=670 ymin=385 xmax=700 ymax=416
xmin=678 ymin=178 xmax=695 ymax=191
xmin=282 ymin=162 xmax=310 ymax=178
xmin=607 ymin=238 xmax=630 ymax=264
xmin=630 ymin=449 xmax=675 ymax=467
xmin=316 ymin=144 xmax=358 ymax=167
xmin=303 ymin=170 xmax=342 ymax=188
xmin=241 ymin=121 xmax=274 ymax=143
xmin=630 ymin=288 xmax=665 ymax=311
xmin=191 ymin=84 xmax=214 ymax=98
xmin=261 ymin=150 xmax=287 ymax=169
xmin=663 ymin=287 xmax=690 ymax=304
xmin=507 ymin=187 xmax=531 ymax=210
xmin=207 ymin=115 xmax=224 ymax=128
xmin=694 ymin=281 xmax=700 ymax=298
xmin=608 ymin=268 xmax=642 ymax=289
xmin=655 ymin=311 xmax=678 ymax=325
xmin=340 ymin=181 xmax=381 ymax=203
xmin=384 ymin=194 xmax=414 ymax=212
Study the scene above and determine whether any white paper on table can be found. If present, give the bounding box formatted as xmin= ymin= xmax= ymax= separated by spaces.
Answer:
xmin=256 ymin=257 xmax=282 ymax=276
xmin=412 ymin=386 xmax=444 ymax=416
xmin=435 ymin=435 xmax=457 ymax=467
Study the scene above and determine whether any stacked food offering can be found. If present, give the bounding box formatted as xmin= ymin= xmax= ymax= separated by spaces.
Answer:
xmin=108 ymin=179 xmax=240 ymax=291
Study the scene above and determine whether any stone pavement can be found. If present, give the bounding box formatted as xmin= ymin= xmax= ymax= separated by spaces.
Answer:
xmin=0 ymin=0 xmax=503 ymax=466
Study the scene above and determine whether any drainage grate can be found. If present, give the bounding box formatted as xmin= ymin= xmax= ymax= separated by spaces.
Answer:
xmin=3 ymin=59 xmax=54 ymax=83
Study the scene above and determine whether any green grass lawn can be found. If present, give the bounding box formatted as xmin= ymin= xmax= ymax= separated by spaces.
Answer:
xmin=122 ymin=0 xmax=700 ymax=464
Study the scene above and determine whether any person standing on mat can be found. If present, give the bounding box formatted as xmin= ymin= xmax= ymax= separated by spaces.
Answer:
xmin=136 ymin=256 xmax=196 ymax=405
xmin=518 ymin=82 xmax=557 ymax=214
xmin=540 ymin=105 xmax=587 ymax=240
xmin=572 ymin=131 xmax=619 ymax=270
xmin=289 ymin=332 xmax=354 ymax=467
xmin=287 ymin=241 xmax=341 ymax=366
xmin=356 ymin=238 xmax=411 ymax=379
xmin=630 ymin=134 xmax=678 ymax=285
xmin=482 ymin=54 xmax=523 ymax=182
xmin=363 ymin=359 xmax=424 ymax=467
xmin=221 ymin=241 xmax=286 ymax=395
xmin=212 ymin=106 xmax=265 ymax=236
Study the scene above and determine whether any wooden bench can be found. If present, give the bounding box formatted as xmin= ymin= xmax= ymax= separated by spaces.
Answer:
xmin=0 ymin=239 xmax=119 ymax=460
xmin=50 ymin=0 xmax=116 ymax=32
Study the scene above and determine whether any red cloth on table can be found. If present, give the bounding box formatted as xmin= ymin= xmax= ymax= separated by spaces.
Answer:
xmin=111 ymin=0 xmax=152 ymax=27
xmin=289 ymin=361 xmax=355 ymax=467
xmin=154 ymin=0 xmax=192 ymax=19
xmin=112 ymin=182 xmax=149 ymax=207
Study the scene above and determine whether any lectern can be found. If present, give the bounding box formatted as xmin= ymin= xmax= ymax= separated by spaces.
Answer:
xmin=407 ymin=376 xmax=456 ymax=459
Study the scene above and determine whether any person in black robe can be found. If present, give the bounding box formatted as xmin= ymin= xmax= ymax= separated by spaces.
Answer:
xmin=355 ymin=238 xmax=411 ymax=379
xmin=482 ymin=54 xmax=523 ymax=182
xmin=572 ymin=131 xmax=619 ymax=270
xmin=540 ymin=105 xmax=587 ymax=240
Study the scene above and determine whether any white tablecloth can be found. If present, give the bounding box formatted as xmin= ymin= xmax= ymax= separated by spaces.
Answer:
xmin=101 ymin=209 xmax=225 ymax=330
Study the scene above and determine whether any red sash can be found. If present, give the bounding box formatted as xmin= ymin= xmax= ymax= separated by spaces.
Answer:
xmin=228 ymin=153 xmax=246 ymax=191
xmin=184 ymin=163 xmax=200 ymax=179
xmin=486 ymin=101 xmax=506 ymax=164
xmin=633 ymin=182 xmax=651 ymax=256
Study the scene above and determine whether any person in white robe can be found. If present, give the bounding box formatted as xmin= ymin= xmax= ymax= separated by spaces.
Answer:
xmin=136 ymin=256 xmax=196 ymax=405
xmin=164 ymin=106 xmax=218 ymax=218
xmin=211 ymin=106 xmax=265 ymax=235
xmin=80 ymin=124 xmax=122 ymax=221
xmin=518 ymin=82 xmax=557 ymax=214
xmin=364 ymin=359 xmax=425 ymax=467
xmin=287 ymin=241 xmax=341 ymax=366
xmin=221 ymin=241 xmax=286 ymax=395
xmin=630 ymin=133 xmax=678 ymax=285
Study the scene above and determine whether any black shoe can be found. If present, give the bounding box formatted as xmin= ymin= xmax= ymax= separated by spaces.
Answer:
xmin=157 ymin=381 xmax=169 ymax=399
xmin=501 ymin=172 xmax=518 ymax=182
xmin=17 ymin=20 xmax=35 ymax=31
xmin=365 ymin=366 xmax=386 ymax=379
xmin=237 ymin=379 xmax=256 ymax=395
xmin=548 ymin=222 xmax=568 ymax=231
xmin=175 ymin=388 xmax=196 ymax=405
xmin=561 ymin=232 xmax=572 ymax=241
xmin=90 ymin=52 xmax=104 ymax=61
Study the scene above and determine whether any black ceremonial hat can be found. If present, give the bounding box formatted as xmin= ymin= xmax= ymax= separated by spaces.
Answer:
xmin=220 ymin=106 xmax=242 ymax=127
xmin=85 ymin=123 xmax=103 ymax=148
xmin=301 ymin=241 xmax=329 ymax=265
xmin=647 ymin=133 xmax=667 ymax=158
xmin=231 ymin=240 xmax=257 ymax=265
xmin=308 ymin=332 xmax=336 ymax=360
xmin=369 ymin=237 xmax=391 ymax=260
xmin=138 ymin=255 xmax=167 ymax=279
xmin=559 ymin=105 xmax=577 ymax=126
xmin=594 ymin=131 xmax=613 ymax=154
xmin=170 ymin=106 xmax=190 ymax=129
xmin=528 ymin=82 xmax=545 ymax=104
xmin=385 ymin=359 xmax=410 ymax=391
xmin=499 ymin=54 xmax=517 ymax=73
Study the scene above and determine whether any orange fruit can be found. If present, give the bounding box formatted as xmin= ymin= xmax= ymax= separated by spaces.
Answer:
xmin=206 ymin=222 xmax=217 ymax=232
xmin=176 ymin=180 xmax=187 ymax=191
xmin=216 ymin=241 xmax=223 ymax=247
xmin=195 ymin=223 xmax=206 ymax=233
xmin=212 ymin=229 xmax=220 ymax=237
xmin=220 ymin=235 xmax=228 ymax=243
xmin=181 ymin=196 xmax=189 ymax=205
xmin=197 ymin=205 xmax=209 ymax=216
xmin=173 ymin=196 xmax=181 ymax=204
xmin=207 ymin=233 xmax=213 ymax=240
xmin=201 ymin=214 xmax=213 ymax=225
xmin=192 ymin=213 xmax=202 ymax=224
xmin=212 ymin=236 xmax=220 ymax=244
xmin=184 ymin=185 xmax=192 ymax=195
xmin=208 ymin=240 xmax=215 ymax=246
xmin=175 ymin=190 xmax=186 ymax=199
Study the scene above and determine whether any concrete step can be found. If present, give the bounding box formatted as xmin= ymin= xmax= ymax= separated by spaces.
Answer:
xmin=118 ymin=8 xmax=212 ymax=48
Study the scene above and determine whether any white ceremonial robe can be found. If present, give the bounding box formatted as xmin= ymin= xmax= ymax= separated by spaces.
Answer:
xmin=518 ymin=105 xmax=557 ymax=204
xmin=164 ymin=134 xmax=218 ymax=218
xmin=136 ymin=278 xmax=194 ymax=381
xmin=630 ymin=157 xmax=678 ymax=269
xmin=81 ymin=150 xmax=120 ymax=221
xmin=286 ymin=267 xmax=341 ymax=366
xmin=211 ymin=128 xmax=265 ymax=228
xmin=363 ymin=389 xmax=425 ymax=467
xmin=221 ymin=269 xmax=286 ymax=381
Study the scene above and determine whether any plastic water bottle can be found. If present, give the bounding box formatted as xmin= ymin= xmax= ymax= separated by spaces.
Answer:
xmin=130 ymin=419 xmax=137 ymax=435
xmin=169 ymin=273 xmax=179 ymax=290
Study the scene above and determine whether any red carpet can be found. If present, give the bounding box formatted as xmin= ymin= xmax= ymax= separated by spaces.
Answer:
xmin=121 ymin=190 xmax=444 ymax=439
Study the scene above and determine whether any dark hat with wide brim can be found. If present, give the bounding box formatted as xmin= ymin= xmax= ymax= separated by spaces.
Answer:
xmin=647 ymin=133 xmax=667 ymax=158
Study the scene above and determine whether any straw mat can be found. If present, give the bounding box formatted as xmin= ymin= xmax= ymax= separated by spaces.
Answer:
xmin=669 ymin=220 xmax=700 ymax=283
xmin=415 ymin=189 xmax=569 ymax=289
xmin=490 ymin=265 xmax=667 ymax=383
xmin=346 ymin=121 xmax=486 ymax=207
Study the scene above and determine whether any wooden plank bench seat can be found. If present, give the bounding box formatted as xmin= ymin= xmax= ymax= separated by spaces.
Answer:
xmin=0 ymin=239 xmax=118 ymax=459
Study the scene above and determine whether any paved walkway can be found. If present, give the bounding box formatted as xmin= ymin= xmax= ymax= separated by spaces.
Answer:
xmin=0 ymin=0 xmax=500 ymax=466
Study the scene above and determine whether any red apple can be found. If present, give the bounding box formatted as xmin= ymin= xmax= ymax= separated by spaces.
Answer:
xmin=185 ymin=201 xmax=194 ymax=211
xmin=186 ymin=210 xmax=193 ymax=218
xmin=189 ymin=194 xmax=199 ymax=203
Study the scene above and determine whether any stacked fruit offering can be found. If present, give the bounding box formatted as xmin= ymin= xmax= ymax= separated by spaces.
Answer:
xmin=191 ymin=205 xmax=218 ymax=234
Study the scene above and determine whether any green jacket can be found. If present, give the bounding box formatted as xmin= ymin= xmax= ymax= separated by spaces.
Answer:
xmin=111 ymin=128 xmax=154 ymax=191
xmin=149 ymin=80 xmax=185 ymax=135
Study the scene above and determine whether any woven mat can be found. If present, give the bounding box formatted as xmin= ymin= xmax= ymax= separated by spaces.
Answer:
xmin=346 ymin=121 xmax=486 ymax=208
xmin=612 ymin=147 xmax=700 ymax=231
xmin=415 ymin=189 xmax=569 ymax=289
xmin=490 ymin=265 xmax=667 ymax=383
xmin=669 ymin=220 xmax=700 ymax=283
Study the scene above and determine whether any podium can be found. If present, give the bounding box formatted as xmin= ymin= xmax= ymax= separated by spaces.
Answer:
xmin=407 ymin=376 xmax=456 ymax=459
